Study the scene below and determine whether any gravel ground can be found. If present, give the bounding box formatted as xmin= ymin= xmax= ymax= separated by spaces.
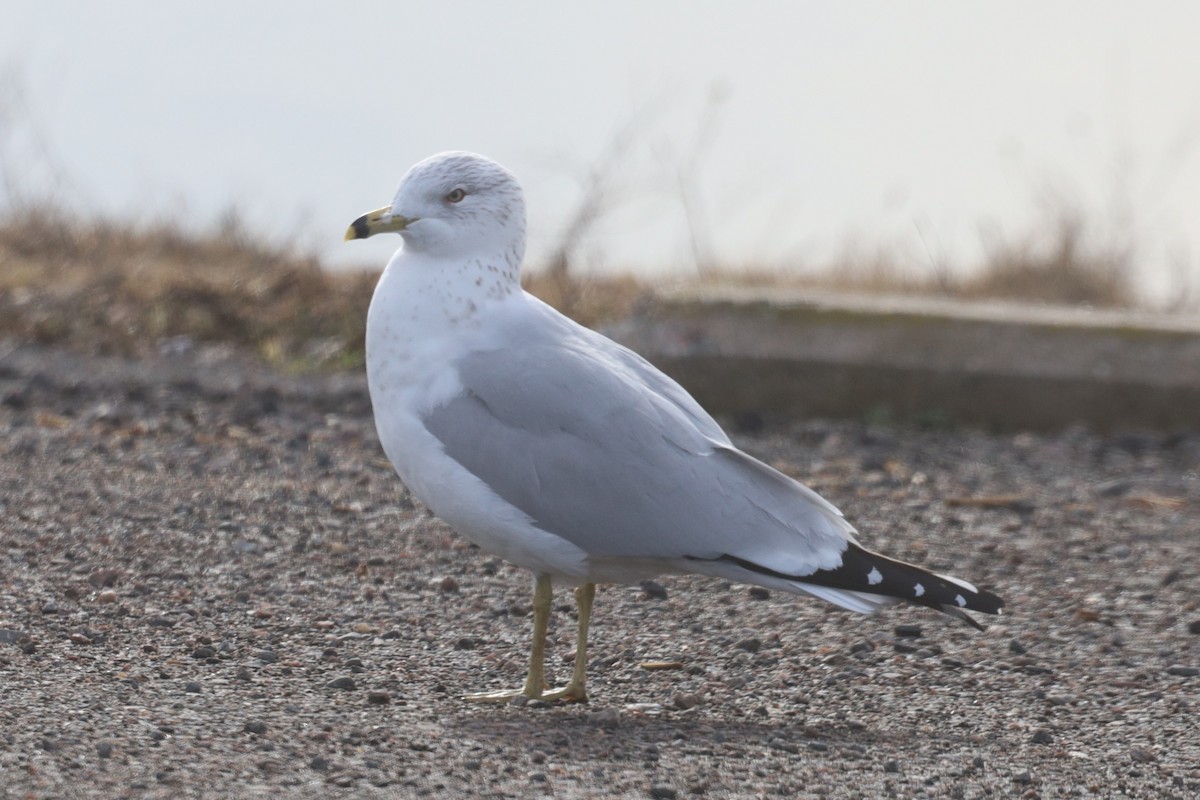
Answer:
xmin=1 ymin=340 xmax=1198 ymax=799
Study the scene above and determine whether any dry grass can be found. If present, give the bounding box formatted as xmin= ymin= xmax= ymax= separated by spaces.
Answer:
xmin=0 ymin=206 xmax=650 ymax=369
xmin=958 ymin=215 xmax=1135 ymax=306
xmin=0 ymin=204 xmax=378 ymax=368
xmin=681 ymin=214 xmax=1139 ymax=309
xmin=0 ymin=193 xmax=1157 ymax=371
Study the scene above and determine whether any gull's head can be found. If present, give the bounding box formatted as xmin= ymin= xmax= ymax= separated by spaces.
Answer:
xmin=345 ymin=151 xmax=526 ymax=262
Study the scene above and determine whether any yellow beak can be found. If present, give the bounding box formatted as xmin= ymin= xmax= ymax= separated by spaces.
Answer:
xmin=344 ymin=206 xmax=413 ymax=241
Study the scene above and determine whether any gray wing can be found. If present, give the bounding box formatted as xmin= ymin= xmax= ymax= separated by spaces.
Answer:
xmin=423 ymin=339 xmax=852 ymax=575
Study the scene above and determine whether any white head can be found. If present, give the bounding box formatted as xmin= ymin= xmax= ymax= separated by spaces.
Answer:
xmin=346 ymin=151 xmax=526 ymax=266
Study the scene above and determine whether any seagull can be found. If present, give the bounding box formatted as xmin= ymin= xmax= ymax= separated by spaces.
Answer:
xmin=346 ymin=151 xmax=1002 ymax=703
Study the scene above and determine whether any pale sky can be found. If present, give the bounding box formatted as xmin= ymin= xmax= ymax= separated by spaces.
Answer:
xmin=3 ymin=2 xmax=1199 ymax=301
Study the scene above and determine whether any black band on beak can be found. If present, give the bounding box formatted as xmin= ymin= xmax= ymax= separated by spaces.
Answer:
xmin=349 ymin=214 xmax=373 ymax=240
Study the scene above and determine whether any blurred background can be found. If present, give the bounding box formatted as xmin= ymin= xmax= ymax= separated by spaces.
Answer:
xmin=2 ymin=1 xmax=1199 ymax=368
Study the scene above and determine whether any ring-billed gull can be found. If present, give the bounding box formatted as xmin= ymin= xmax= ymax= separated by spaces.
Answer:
xmin=346 ymin=151 xmax=1002 ymax=702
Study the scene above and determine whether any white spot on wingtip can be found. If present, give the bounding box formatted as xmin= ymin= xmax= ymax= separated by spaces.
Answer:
xmin=955 ymin=594 xmax=967 ymax=607
xmin=867 ymin=567 xmax=883 ymax=585
xmin=914 ymin=582 xmax=925 ymax=597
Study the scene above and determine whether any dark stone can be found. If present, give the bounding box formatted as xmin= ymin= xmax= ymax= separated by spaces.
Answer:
xmin=639 ymin=580 xmax=669 ymax=600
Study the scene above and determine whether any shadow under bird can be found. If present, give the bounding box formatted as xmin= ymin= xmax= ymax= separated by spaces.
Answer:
xmin=346 ymin=151 xmax=1003 ymax=703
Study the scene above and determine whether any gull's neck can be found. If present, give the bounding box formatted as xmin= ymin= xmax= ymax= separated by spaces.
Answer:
xmin=366 ymin=242 xmax=523 ymax=362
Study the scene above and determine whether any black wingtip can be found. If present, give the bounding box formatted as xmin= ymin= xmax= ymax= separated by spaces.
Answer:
xmin=703 ymin=545 xmax=1004 ymax=628
xmin=941 ymin=605 xmax=988 ymax=631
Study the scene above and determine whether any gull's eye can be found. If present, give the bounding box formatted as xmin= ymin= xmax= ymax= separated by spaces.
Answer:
xmin=445 ymin=188 xmax=467 ymax=204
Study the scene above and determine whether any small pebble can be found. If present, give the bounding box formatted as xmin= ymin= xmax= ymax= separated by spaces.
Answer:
xmin=589 ymin=708 xmax=620 ymax=729
xmin=649 ymin=786 xmax=677 ymax=800
xmin=1129 ymin=747 xmax=1156 ymax=763
xmin=1165 ymin=665 xmax=1199 ymax=677
xmin=367 ymin=691 xmax=391 ymax=705
xmin=184 ymin=681 xmax=202 ymax=693
xmin=883 ymin=760 xmax=900 ymax=773
xmin=1008 ymin=639 xmax=1028 ymax=655
xmin=309 ymin=756 xmax=330 ymax=772
xmin=1031 ymin=729 xmax=1054 ymax=744
xmin=96 ymin=590 xmax=118 ymax=604
xmin=1161 ymin=568 xmax=1185 ymax=587
xmin=1187 ymin=619 xmax=1200 ymax=635
xmin=734 ymin=637 xmax=761 ymax=653
xmin=639 ymin=580 xmax=669 ymax=600
xmin=88 ymin=568 xmax=122 ymax=588
xmin=672 ymin=692 xmax=703 ymax=710
xmin=748 ymin=587 xmax=771 ymax=601
xmin=244 ymin=720 xmax=268 ymax=735
xmin=0 ymin=629 xmax=28 ymax=644
xmin=96 ymin=741 xmax=114 ymax=759
xmin=894 ymin=624 xmax=923 ymax=638
xmin=325 ymin=676 xmax=356 ymax=690
xmin=437 ymin=576 xmax=459 ymax=593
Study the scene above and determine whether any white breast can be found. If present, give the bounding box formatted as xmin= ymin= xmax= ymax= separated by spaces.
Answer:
xmin=365 ymin=252 xmax=591 ymax=580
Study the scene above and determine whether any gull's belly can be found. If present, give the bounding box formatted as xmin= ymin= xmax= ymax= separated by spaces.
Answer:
xmin=370 ymin=386 xmax=591 ymax=581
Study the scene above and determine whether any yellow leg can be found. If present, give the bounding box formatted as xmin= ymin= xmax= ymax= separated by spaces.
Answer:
xmin=464 ymin=576 xmax=594 ymax=704
xmin=541 ymin=582 xmax=594 ymax=702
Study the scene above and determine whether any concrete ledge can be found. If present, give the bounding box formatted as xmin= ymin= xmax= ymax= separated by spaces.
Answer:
xmin=608 ymin=286 xmax=1200 ymax=431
